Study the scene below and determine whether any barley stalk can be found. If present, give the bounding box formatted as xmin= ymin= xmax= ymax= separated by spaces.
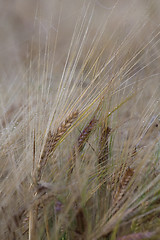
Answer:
xmin=29 ymin=110 xmax=78 ymax=239
xmin=29 ymin=207 xmax=38 ymax=240
xmin=98 ymin=125 xmax=111 ymax=217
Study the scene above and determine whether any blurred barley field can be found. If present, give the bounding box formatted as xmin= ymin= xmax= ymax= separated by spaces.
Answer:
xmin=0 ymin=1 xmax=160 ymax=240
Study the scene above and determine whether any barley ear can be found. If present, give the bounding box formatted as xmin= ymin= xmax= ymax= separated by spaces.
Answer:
xmin=98 ymin=125 xmax=111 ymax=166
xmin=36 ymin=110 xmax=79 ymax=182
xmin=113 ymin=167 xmax=134 ymax=205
